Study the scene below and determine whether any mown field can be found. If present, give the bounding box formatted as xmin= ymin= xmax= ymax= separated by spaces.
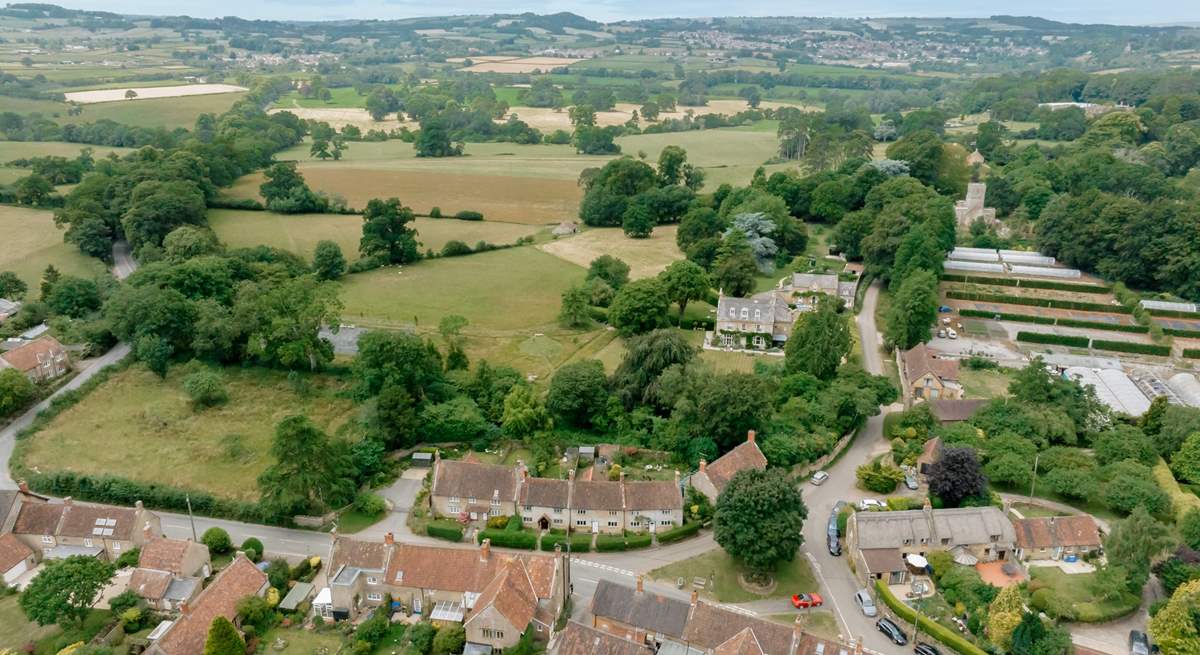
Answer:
xmin=19 ymin=365 xmax=363 ymax=500
xmin=615 ymin=125 xmax=788 ymax=189
xmin=539 ymin=225 xmax=683 ymax=279
xmin=64 ymin=92 xmax=246 ymax=130
xmin=0 ymin=140 xmax=133 ymax=161
xmin=0 ymin=205 xmax=108 ymax=296
xmin=210 ymin=209 xmax=541 ymax=260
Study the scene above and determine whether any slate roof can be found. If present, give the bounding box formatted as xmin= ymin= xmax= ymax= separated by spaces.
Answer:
xmin=622 ymin=480 xmax=681 ymax=511
xmin=554 ymin=622 xmax=654 ymax=655
xmin=716 ymin=291 xmax=795 ymax=338
xmin=700 ymin=438 xmax=768 ymax=495
xmin=928 ymin=399 xmax=987 ymax=423
xmin=154 ymin=556 xmax=267 ymax=655
xmin=0 ymin=335 xmax=66 ymax=373
xmin=852 ymin=507 xmax=1015 ymax=550
xmin=0 ymin=533 xmax=33 ymax=574
xmin=571 ymin=480 xmax=624 ymax=511
xmin=330 ymin=537 xmax=390 ymax=572
xmin=12 ymin=503 xmax=65 ymax=535
xmin=433 ymin=459 xmax=519 ymax=504
xmin=790 ymin=274 xmax=839 ymax=295
xmin=1012 ymin=515 xmax=1102 ymax=550
xmin=590 ymin=579 xmax=690 ymax=638
xmin=903 ymin=344 xmax=960 ymax=383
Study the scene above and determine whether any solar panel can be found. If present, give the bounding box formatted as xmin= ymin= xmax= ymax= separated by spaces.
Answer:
xmin=95 ymin=518 xmax=105 ymax=526
xmin=92 ymin=527 xmax=104 ymax=535
xmin=103 ymin=528 xmax=114 ymax=536
xmin=106 ymin=518 xmax=117 ymax=527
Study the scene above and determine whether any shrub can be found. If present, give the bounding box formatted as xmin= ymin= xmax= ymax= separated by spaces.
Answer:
xmin=1185 ymin=349 xmax=1200 ymax=360
xmin=1015 ymin=331 xmax=1089 ymax=347
xmin=486 ymin=515 xmax=511 ymax=530
xmin=454 ymin=210 xmax=484 ymax=221
xmin=426 ymin=522 xmax=463 ymax=542
xmin=856 ymin=460 xmax=904 ymax=493
xmin=657 ymin=521 xmax=702 ymax=544
xmin=479 ymin=529 xmax=537 ymax=550
xmin=428 ymin=207 xmax=442 ymax=218
xmin=353 ymin=491 xmax=387 ymax=516
xmin=202 ymin=527 xmax=232 ymax=554
xmin=241 ymin=538 xmax=265 ymax=562
xmin=440 ymin=240 xmax=472 ymax=257
xmin=876 ymin=580 xmax=989 ymax=655
xmin=182 ymin=369 xmax=229 ymax=409
xmin=1056 ymin=318 xmax=1148 ymax=333
xmin=1164 ymin=327 xmax=1200 ymax=338
xmin=958 ymin=308 xmax=1055 ymax=325
xmin=594 ymin=533 xmax=652 ymax=551
xmin=1090 ymin=340 xmax=1171 ymax=357
xmin=540 ymin=532 xmax=591 ymax=552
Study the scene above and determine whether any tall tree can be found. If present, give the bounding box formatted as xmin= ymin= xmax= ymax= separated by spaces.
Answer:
xmin=658 ymin=260 xmax=710 ymax=321
xmin=501 ymin=385 xmax=553 ymax=437
xmin=360 ymin=197 xmax=420 ymax=264
xmin=785 ymin=296 xmax=849 ymax=380
xmin=546 ymin=360 xmax=608 ymax=428
xmin=558 ymin=285 xmax=592 ymax=329
xmin=234 ymin=276 xmax=342 ymax=371
xmin=257 ymin=415 xmax=356 ymax=517
xmin=20 ymin=556 xmax=115 ymax=626
xmin=884 ymin=269 xmax=939 ymax=349
xmin=204 ymin=616 xmax=246 ymax=655
xmin=928 ymin=446 xmax=987 ymax=507
xmin=608 ymin=278 xmax=669 ymax=336
xmin=612 ymin=329 xmax=696 ymax=408
xmin=0 ymin=270 xmax=27 ymax=299
xmin=712 ymin=230 xmax=758 ymax=297
xmin=312 ymin=240 xmax=346 ymax=281
xmin=1148 ymin=579 xmax=1200 ymax=655
xmin=587 ymin=255 xmax=631 ymax=290
xmin=714 ymin=469 xmax=807 ymax=572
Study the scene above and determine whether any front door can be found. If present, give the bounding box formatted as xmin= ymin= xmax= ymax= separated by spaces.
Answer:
xmin=539 ymin=516 xmax=549 ymax=530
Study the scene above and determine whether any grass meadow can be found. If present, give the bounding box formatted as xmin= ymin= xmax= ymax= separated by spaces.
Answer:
xmin=539 ymin=225 xmax=683 ymax=279
xmin=0 ymin=206 xmax=108 ymax=297
xmin=64 ymin=92 xmax=246 ymax=129
xmin=19 ymin=365 xmax=363 ymax=500
xmin=209 ymin=209 xmax=541 ymax=260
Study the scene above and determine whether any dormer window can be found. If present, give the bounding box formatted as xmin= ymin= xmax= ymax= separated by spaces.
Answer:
xmin=728 ymin=307 xmax=736 ymax=318
xmin=754 ymin=309 xmax=761 ymax=320
xmin=740 ymin=308 xmax=748 ymax=319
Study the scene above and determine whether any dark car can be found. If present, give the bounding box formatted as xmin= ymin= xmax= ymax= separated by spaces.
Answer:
xmin=915 ymin=642 xmax=941 ymax=655
xmin=877 ymin=618 xmax=909 ymax=645
xmin=828 ymin=532 xmax=841 ymax=556
xmin=1130 ymin=630 xmax=1150 ymax=655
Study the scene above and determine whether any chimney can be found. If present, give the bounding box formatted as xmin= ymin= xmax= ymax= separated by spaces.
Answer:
xmin=698 ymin=459 xmax=707 ymax=473
xmin=793 ymin=613 xmax=806 ymax=639
xmin=480 ymin=538 xmax=491 ymax=562
xmin=690 ymin=589 xmax=698 ymax=606
xmin=17 ymin=480 xmax=29 ymax=493
xmin=923 ymin=496 xmax=932 ymax=512
xmin=180 ymin=601 xmax=190 ymax=615
xmin=747 ymin=430 xmax=756 ymax=444
xmin=636 ymin=575 xmax=644 ymax=593
xmin=384 ymin=532 xmax=394 ymax=546
xmin=235 ymin=550 xmax=246 ymax=560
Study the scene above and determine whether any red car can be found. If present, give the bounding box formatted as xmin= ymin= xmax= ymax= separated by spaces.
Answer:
xmin=791 ymin=593 xmax=824 ymax=609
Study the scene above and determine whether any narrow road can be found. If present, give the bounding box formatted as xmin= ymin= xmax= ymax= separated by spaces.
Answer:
xmin=111 ymin=240 xmax=137 ymax=281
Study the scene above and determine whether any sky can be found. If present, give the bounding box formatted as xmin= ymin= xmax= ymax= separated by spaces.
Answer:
xmin=53 ymin=0 xmax=1198 ymax=26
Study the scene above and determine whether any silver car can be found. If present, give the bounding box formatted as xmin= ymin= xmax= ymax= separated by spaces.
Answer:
xmin=854 ymin=589 xmax=877 ymax=617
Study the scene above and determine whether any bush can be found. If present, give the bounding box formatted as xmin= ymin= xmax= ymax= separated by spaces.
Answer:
xmin=486 ymin=515 xmax=510 ymax=530
xmin=440 ymin=240 xmax=472 ymax=257
xmin=1164 ymin=327 xmax=1200 ymax=338
xmin=857 ymin=460 xmax=904 ymax=493
xmin=958 ymin=308 xmax=1055 ymax=325
xmin=182 ymin=369 xmax=229 ymax=409
xmin=426 ymin=522 xmax=463 ymax=542
xmin=1015 ymin=331 xmax=1089 ymax=347
xmin=656 ymin=521 xmax=702 ymax=544
xmin=1090 ymin=340 xmax=1171 ymax=357
xmin=595 ymin=533 xmax=653 ymax=551
xmin=202 ymin=527 xmax=232 ymax=554
xmin=454 ymin=210 xmax=484 ymax=221
xmin=539 ymin=532 xmax=591 ymax=552
xmin=876 ymin=580 xmax=989 ymax=655
xmin=479 ymin=528 xmax=537 ymax=550
xmin=241 ymin=538 xmax=265 ymax=562
xmin=1056 ymin=318 xmax=1148 ymax=333
xmin=1185 ymin=349 xmax=1200 ymax=360
xmin=353 ymin=491 xmax=387 ymax=516
xmin=428 ymin=207 xmax=442 ymax=218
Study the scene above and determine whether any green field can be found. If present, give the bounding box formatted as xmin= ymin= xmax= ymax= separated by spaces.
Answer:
xmin=0 ymin=595 xmax=57 ymax=649
xmin=210 ymin=209 xmax=541 ymax=260
xmin=617 ymin=127 xmax=786 ymax=189
xmin=0 ymin=141 xmax=133 ymax=162
xmin=0 ymin=205 xmax=108 ymax=297
xmin=20 ymin=365 xmax=363 ymax=500
xmin=65 ymin=92 xmax=246 ymax=129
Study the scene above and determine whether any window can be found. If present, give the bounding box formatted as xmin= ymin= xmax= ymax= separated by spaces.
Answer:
xmin=482 ymin=629 xmax=505 ymax=640
xmin=524 ymin=505 xmax=532 ymax=511
xmin=553 ymin=518 xmax=563 ymax=524
xmin=367 ymin=593 xmax=383 ymax=602
xmin=941 ymin=538 xmax=950 ymax=546
xmin=489 ymin=507 xmax=500 ymax=517
xmin=112 ymin=542 xmax=121 ymax=551
xmin=903 ymin=538 xmax=911 ymax=546
xmin=576 ymin=519 xmax=588 ymax=526
xmin=83 ymin=538 xmax=93 ymax=548
xmin=576 ymin=509 xmax=586 ymax=515
xmin=468 ymin=496 xmax=477 ymax=504
xmin=490 ymin=497 xmax=500 ymax=507
xmin=721 ymin=333 xmax=734 ymax=347
xmin=660 ymin=520 xmax=672 ymax=526
xmin=41 ymin=535 xmax=53 ymax=544
xmin=522 ymin=516 xmax=532 ymax=523
xmin=661 ymin=509 xmax=672 ymax=515
xmin=449 ymin=496 xmax=459 ymax=503
xmin=608 ymin=521 xmax=618 ymax=527
xmin=740 ymin=308 xmax=749 ymax=319
xmin=395 ymin=572 xmax=404 ymax=583
xmin=366 ymin=576 xmax=378 ymax=585
xmin=609 ymin=510 xmax=618 ymax=516
xmin=753 ymin=335 xmax=765 ymax=348
xmin=754 ymin=309 xmax=761 ymax=320
xmin=727 ymin=307 xmax=735 ymax=318
xmin=553 ymin=508 xmax=562 ymax=514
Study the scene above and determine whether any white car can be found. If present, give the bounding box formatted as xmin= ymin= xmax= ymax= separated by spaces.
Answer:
xmin=858 ymin=499 xmax=885 ymax=511
xmin=947 ymin=329 xmax=958 ymax=339
xmin=854 ymin=589 xmax=878 ymax=617
xmin=810 ymin=470 xmax=830 ymax=486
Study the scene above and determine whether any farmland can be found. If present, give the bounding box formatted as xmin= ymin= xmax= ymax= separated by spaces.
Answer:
xmin=66 ymin=92 xmax=247 ymax=129
xmin=0 ymin=206 xmax=108 ymax=296
xmin=540 ymin=225 xmax=683 ymax=279
xmin=18 ymin=365 xmax=362 ymax=501
xmin=209 ymin=209 xmax=541 ymax=259
xmin=63 ymin=83 xmax=246 ymax=103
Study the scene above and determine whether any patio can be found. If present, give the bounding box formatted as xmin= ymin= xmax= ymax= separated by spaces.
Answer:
xmin=888 ymin=575 xmax=935 ymax=602
xmin=975 ymin=561 xmax=1026 ymax=588
xmin=1026 ymin=558 xmax=1097 ymax=575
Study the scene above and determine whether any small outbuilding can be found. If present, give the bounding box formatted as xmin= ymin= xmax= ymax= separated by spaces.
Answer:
xmin=552 ymin=221 xmax=579 ymax=236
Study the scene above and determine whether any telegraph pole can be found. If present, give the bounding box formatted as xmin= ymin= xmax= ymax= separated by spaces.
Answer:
xmin=185 ymin=494 xmax=198 ymax=542
xmin=1028 ymin=453 xmax=1040 ymax=502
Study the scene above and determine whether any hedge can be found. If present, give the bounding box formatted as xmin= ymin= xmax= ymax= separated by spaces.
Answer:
xmin=539 ymin=532 xmax=592 ymax=552
xmin=942 ymin=274 xmax=1110 ymax=294
xmin=656 ymin=522 xmax=702 ymax=544
xmin=1147 ymin=308 xmax=1200 ymax=319
xmin=1089 ymin=340 xmax=1171 ymax=357
xmin=1015 ymin=332 xmax=1089 ymax=348
xmin=454 ymin=210 xmax=484 ymax=221
xmin=958 ymin=308 xmax=1055 ymax=325
xmin=945 ymin=291 xmax=1130 ymax=314
xmin=477 ymin=528 xmax=538 ymax=550
xmin=1164 ymin=327 xmax=1200 ymax=338
xmin=875 ymin=580 xmax=988 ymax=655
xmin=1056 ymin=318 xmax=1148 ymax=333
xmin=1185 ymin=349 xmax=1200 ymax=359
xmin=595 ymin=533 xmax=654 ymax=552
xmin=426 ymin=522 xmax=464 ymax=542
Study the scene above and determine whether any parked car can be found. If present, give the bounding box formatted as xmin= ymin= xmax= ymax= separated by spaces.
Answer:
xmin=938 ymin=305 xmax=952 ymax=313
xmin=858 ymin=498 xmax=885 ymax=511
xmin=828 ymin=533 xmax=841 ymax=556
xmin=937 ymin=329 xmax=947 ymax=338
xmin=877 ymin=618 xmax=908 ymax=645
xmin=810 ymin=470 xmax=829 ymax=486
xmin=947 ymin=328 xmax=958 ymax=339
xmin=904 ymin=471 xmax=919 ymax=490
xmin=853 ymin=589 xmax=877 ymax=617
xmin=915 ymin=642 xmax=941 ymax=655
xmin=791 ymin=593 xmax=824 ymax=609
xmin=1130 ymin=631 xmax=1150 ymax=655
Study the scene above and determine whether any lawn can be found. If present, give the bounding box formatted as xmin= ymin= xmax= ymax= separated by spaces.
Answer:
xmin=0 ymin=205 xmax=108 ymax=298
xmin=1028 ymin=567 xmax=1140 ymax=623
xmin=539 ymin=226 xmax=684 ymax=279
xmin=648 ymin=548 xmax=817 ymax=603
xmin=959 ymin=367 xmax=1013 ymax=399
xmin=209 ymin=210 xmax=540 ymax=260
xmin=19 ymin=365 xmax=363 ymax=500
xmin=263 ymin=627 xmax=348 ymax=654
xmin=0 ymin=595 xmax=57 ymax=650
xmin=767 ymin=611 xmax=840 ymax=640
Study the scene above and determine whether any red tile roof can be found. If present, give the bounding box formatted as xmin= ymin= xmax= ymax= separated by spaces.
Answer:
xmin=1012 ymin=515 xmax=1102 ymax=550
xmin=903 ymin=344 xmax=959 ymax=383
xmin=379 ymin=541 xmax=556 ymax=599
xmin=466 ymin=559 xmax=538 ymax=631
xmin=130 ymin=568 xmax=173 ymax=601
xmin=154 ymin=555 xmax=267 ymax=655
xmin=714 ymin=628 xmax=766 ymax=655
xmin=0 ymin=336 xmax=66 ymax=374
xmin=682 ymin=603 xmax=797 ymax=655
xmin=12 ymin=503 xmax=65 ymax=535
xmin=57 ymin=503 xmax=141 ymax=540
xmin=0 ymin=533 xmax=33 ymax=574
xmin=139 ymin=537 xmax=204 ymax=575
xmin=701 ymin=439 xmax=768 ymax=494
xmin=553 ymin=622 xmax=653 ymax=655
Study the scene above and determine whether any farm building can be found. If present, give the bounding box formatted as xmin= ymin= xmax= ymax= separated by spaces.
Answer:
xmin=1063 ymin=367 xmax=1151 ymax=416
xmin=1168 ymin=373 xmax=1200 ymax=408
